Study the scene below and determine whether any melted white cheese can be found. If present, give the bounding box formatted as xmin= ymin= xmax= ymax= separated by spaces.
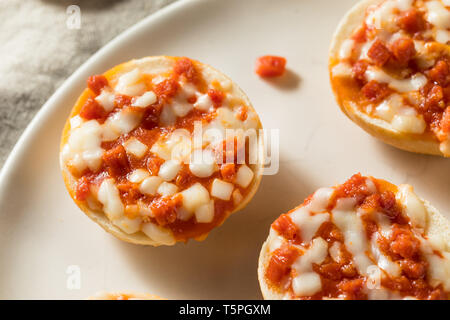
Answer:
xmin=211 ymin=179 xmax=234 ymax=200
xmin=97 ymin=179 xmax=124 ymax=221
xmin=195 ymin=199 xmax=215 ymax=223
xmin=426 ymin=1 xmax=450 ymax=30
xmin=366 ymin=0 xmax=413 ymax=30
xmin=290 ymin=209 xmax=330 ymax=243
xmin=235 ymin=164 xmax=254 ymax=188
xmin=332 ymin=63 xmax=353 ymax=77
xmin=103 ymin=108 xmax=142 ymax=141
xmin=141 ymin=222 xmax=175 ymax=245
xmin=332 ymin=198 xmax=373 ymax=275
xmin=63 ymin=120 xmax=104 ymax=172
xmin=391 ymin=114 xmax=426 ymax=134
xmin=370 ymin=233 xmax=401 ymax=277
xmin=115 ymin=68 xmax=146 ymax=97
xmin=339 ymin=39 xmax=355 ymax=60
xmin=132 ymin=91 xmax=157 ymax=108
xmin=123 ymin=137 xmax=148 ymax=158
xmin=180 ymin=183 xmax=210 ymax=213
xmin=365 ymin=67 xmax=428 ymax=93
xmin=292 ymin=273 xmax=322 ymax=297
xmin=396 ymin=184 xmax=427 ymax=229
xmin=95 ymin=89 xmax=115 ymax=112
xmin=189 ymin=149 xmax=216 ymax=178
xmin=291 ymin=237 xmax=328 ymax=296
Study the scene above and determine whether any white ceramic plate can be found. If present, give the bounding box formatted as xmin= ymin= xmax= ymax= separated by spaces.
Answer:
xmin=0 ymin=0 xmax=449 ymax=299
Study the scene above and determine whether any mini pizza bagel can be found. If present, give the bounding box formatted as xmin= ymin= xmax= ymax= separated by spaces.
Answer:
xmin=258 ymin=174 xmax=450 ymax=300
xmin=329 ymin=0 xmax=450 ymax=157
xmin=88 ymin=291 xmax=163 ymax=300
xmin=60 ymin=56 xmax=264 ymax=246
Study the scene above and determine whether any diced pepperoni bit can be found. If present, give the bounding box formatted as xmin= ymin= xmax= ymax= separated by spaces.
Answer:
xmin=443 ymin=86 xmax=450 ymax=104
xmin=174 ymin=57 xmax=198 ymax=83
xmin=361 ymin=211 xmax=379 ymax=237
xmin=154 ymin=78 xmax=179 ymax=101
xmin=117 ymin=182 xmax=141 ymax=204
xmin=271 ymin=214 xmax=302 ymax=243
xmin=441 ymin=106 xmax=450 ymax=133
xmin=399 ymin=259 xmax=427 ymax=279
xmin=425 ymin=85 xmax=444 ymax=109
xmin=397 ymin=9 xmax=425 ymax=34
xmin=115 ymin=94 xmax=132 ymax=108
xmin=352 ymin=60 xmax=369 ymax=82
xmin=361 ymin=193 xmax=380 ymax=210
xmin=236 ymin=105 xmax=248 ymax=121
xmin=428 ymin=60 xmax=450 ymax=86
xmin=390 ymin=228 xmax=420 ymax=259
xmin=352 ymin=25 xmax=367 ymax=43
xmin=317 ymin=221 xmax=344 ymax=243
xmin=338 ymin=278 xmax=366 ymax=300
xmin=428 ymin=288 xmax=447 ymax=300
xmin=383 ymin=275 xmax=412 ymax=292
xmin=391 ymin=38 xmax=416 ymax=64
xmin=379 ymin=191 xmax=402 ymax=220
xmin=87 ymin=75 xmax=108 ymax=95
xmin=361 ymin=80 xmax=391 ymax=102
xmin=79 ymin=97 xmax=106 ymax=120
xmin=367 ymin=40 xmax=391 ymax=67
xmin=265 ymin=245 xmax=299 ymax=286
xmin=187 ymin=96 xmax=197 ymax=104
xmin=255 ymin=55 xmax=287 ymax=78
xmin=147 ymin=156 xmax=165 ymax=176
xmin=334 ymin=173 xmax=375 ymax=205
xmin=220 ymin=163 xmax=236 ymax=181
xmin=175 ymin=167 xmax=192 ymax=188
xmin=150 ymin=195 xmax=182 ymax=226
xmin=102 ymin=144 xmax=130 ymax=178
xmin=207 ymin=89 xmax=225 ymax=108
xmin=141 ymin=107 xmax=161 ymax=130
xmin=316 ymin=262 xmax=343 ymax=281
xmin=340 ymin=263 xmax=357 ymax=278
xmin=75 ymin=176 xmax=90 ymax=201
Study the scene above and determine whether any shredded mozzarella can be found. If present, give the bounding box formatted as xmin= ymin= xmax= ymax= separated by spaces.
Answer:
xmin=141 ymin=222 xmax=175 ymax=246
xmin=95 ymin=89 xmax=115 ymax=112
xmin=180 ymin=183 xmax=210 ymax=213
xmin=365 ymin=67 xmax=428 ymax=93
xmin=426 ymin=1 xmax=450 ymax=30
xmin=97 ymin=179 xmax=124 ymax=221
xmin=132 ymin=91 xmax=157 ymax=108
xmin=128 ymin=169 xmax=150 ymax=183
xmin=195 ymin=200 xmax=215 ymax=223
xmin=123 ymin=137 xmax=148 ymax=158
xmin=235 ymin=165 xmax=254 ymax=188
xmin=332 ymin=198 xmax=373 ymax=275
xmin=64 ymin=120 xmax=104 ymax=172
xmin=211 ymin=179 xmax=234 ymax=200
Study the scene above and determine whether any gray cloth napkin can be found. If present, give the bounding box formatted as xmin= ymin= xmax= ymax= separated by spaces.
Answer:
xmin=0 ymin=0 xmax=176 ymax=168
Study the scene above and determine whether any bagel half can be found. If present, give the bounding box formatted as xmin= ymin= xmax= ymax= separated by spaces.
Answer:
xmin=329 ymin=0 xmax=450 ymax=157
xmin=60 ymin=56 xmax=264 ymax=246
xmin=258 ymin=173 xmax=450 ymax=300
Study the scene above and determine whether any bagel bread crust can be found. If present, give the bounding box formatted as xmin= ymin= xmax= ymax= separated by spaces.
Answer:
xmin=329 ymin=0 xmax=450 ymax=157
xmin=60 ymin=56 xmax=264 ymax=246
xmin=258 ymin=176 xmax=450 ymax=300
